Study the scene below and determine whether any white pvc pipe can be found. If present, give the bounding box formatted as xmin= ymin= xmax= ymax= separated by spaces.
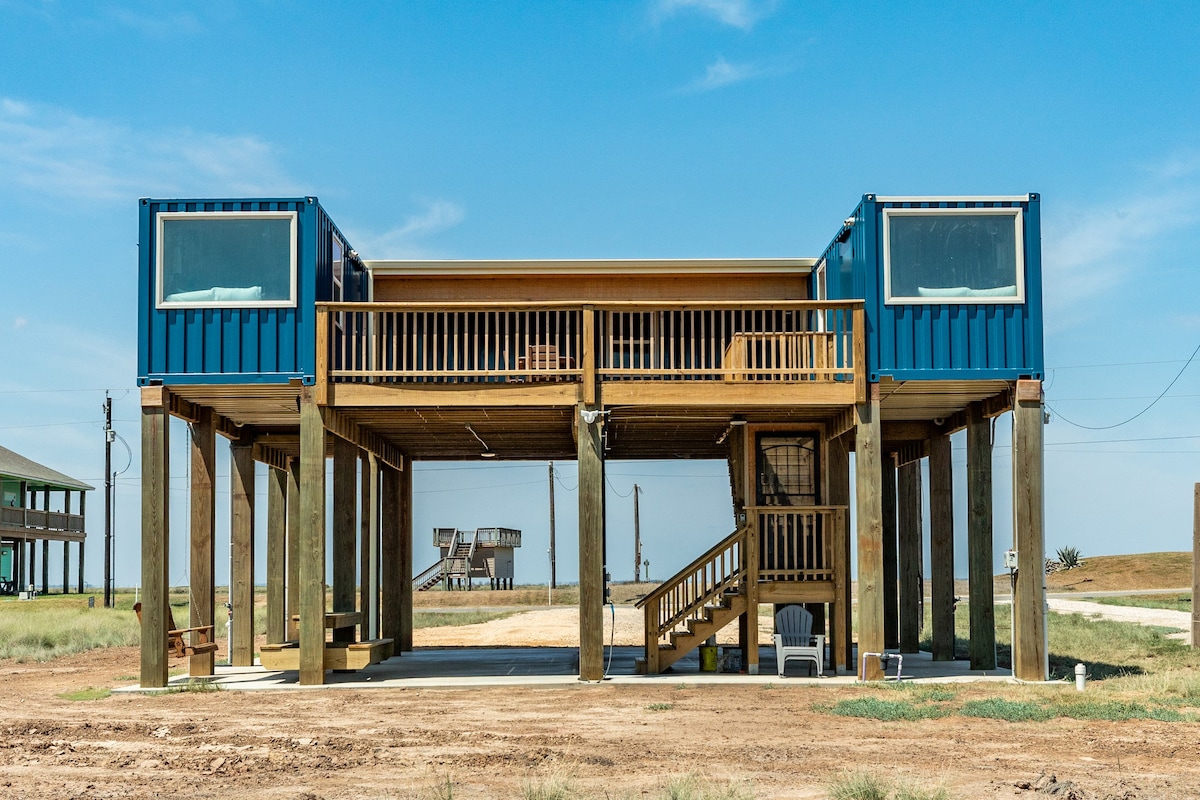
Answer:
xmin=1075 ymin=662 xmax=1086 ymax=692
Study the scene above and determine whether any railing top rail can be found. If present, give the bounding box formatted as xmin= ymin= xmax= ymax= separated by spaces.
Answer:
xmin=746 ymin=505 xmax=850 ymax=513
xmin=635 ymin=524 xmax=749 ymax=609
xmin=318 ymin=300 xmax=865 ymax=313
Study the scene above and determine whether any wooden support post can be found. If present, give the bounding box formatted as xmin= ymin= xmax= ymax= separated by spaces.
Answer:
xmin=380 ymin=463 xmax=401 ymax=646
xmin=298 ymin=388 xmax=327 ymax=685
xmin=582 ymin=305 xmax=596 ymax=406
xmin=139 ymin=388 xmax=170 ymax=689
xmin=1194 ymin=483 xmax=1200 ymax=650
xmin=856 ymin=385 xmax=884 ymax=680
xmin=332 ymin=436 xmax=358 ymax=644
xmin=77 ymin=492 xmax=86 ymax=594
xmin=897 ymin=460 xmax=923 ymax=654
xmin=399 ymin=458 xmax=414 ymax=652
xmin=41 ymin=539 xmax=49 ymax=594
xmin=827 ymin=433 xmax=852 ymax=672
xmin=62 ymin=539 xmax=70 ymax=594
xmin=967 ymin=403 xmax=996 ymax=670
xmin=229 ymin=443 xmax=256 ymax=668
xmin=1012 ymin=380 xmax=1047 ymax=681
xmin=882 ymin=454 xmax=899 ymax=650
xmin=577 ymin=404 xmax=605 ymax=681
xmin=286 ymin=460 xmax=301 ymax=641
xmin=189 ymin=408 xmax=216 ymax=676
xmin=266 ymin=465 xmax=287 ymax=645
xmin=360 ymin=451 xmax=380 ymax=641
xmin=929 ymin=433 xmax=955 ymax=661
xmin=745 ymin=511 xmax=760 ymax=674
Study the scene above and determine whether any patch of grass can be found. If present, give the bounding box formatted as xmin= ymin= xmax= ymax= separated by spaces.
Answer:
xmin=960 ymin=698 xmax=1052 ymax=722
xmin=893 ymin=783 xmax=950 ymax=800
xmin=523 ymin=774 xmax=581 ymax=800
xmin=647 ymin=702 xmax=674 ymax=711
xmin=825 ymin=697 xmax=951 ymax=722
xmin=1093 ymin=593 xmax=1192 ymax=612
xmin=0 ymin=598 xmax=139 ymax=661
xmin=660 ymin=774 xmax=755 ymax=800
xmin=58 ymin=687 xmax=111 ymax=701
xmin=413 ymin=610 xmax=519 ymax=628
xmin=828 ymin=772 xmax=889 ymax=800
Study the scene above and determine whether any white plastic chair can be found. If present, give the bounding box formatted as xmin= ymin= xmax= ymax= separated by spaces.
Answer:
xmin=773 ymin=605 xmax=825 ymax=677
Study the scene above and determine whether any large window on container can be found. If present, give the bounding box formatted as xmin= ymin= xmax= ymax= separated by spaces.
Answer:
xmin=883 ymin=207 xmax=1024 ymax=304
xmin=156 ymin=211 xmax=298 ymax=308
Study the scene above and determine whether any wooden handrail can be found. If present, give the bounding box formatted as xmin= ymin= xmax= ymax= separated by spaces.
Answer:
xmin=635 ymin=525 xmax=748 ymax=610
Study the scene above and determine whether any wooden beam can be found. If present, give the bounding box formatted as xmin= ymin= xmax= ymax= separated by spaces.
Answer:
xmin=329 ymin=382 xmax=581 ymax=409
xmin=601 ymin=382 xmax=857 ymax=408
xmin=266 ymin=465 xmax=288 ymax=644
xmin=299 ymin=387 xmax=328 ymax=686
xmin=319 ymin=406 xmax=411 ymax=472
xmin=897 ymin=460 xmax=923 ymax=654
xmin=332 ymin=435 xmax=358 ymax=644
xmin=929 ymin=432 xmax=955 ymax=661
xmin=360 ymin=451 xmax=380 ymax=640
xmin=882 ymin=454 xmax=899 ymax=650
xmin=139 ymin=388 xmax=169 ymax=688
xmin=189 ymin=408 xmax=216 ymax=677
xmin=967 ymin=403 xmax=996 ymax=670
xmin=826 ymin=432 xmax=852 ymax=672
xmin=577 ymin=404 xmax=605 ymax=681
xmin=855 ymin=384 xmax=884 ymax=680
xmin=399 ymin=458 xmax=414 ymax=652
xmin=582 ymin=305 xmax=596 ymax=406
xmin=286 ymin=460 xmax=301 ymax=641
xmin=1012 ymin=379 xmax=1047 ymax=681
xmin=380 ymin=463 xmax=401 ymax=646
xmin=230 ymin=444 xmax=256 ymax=667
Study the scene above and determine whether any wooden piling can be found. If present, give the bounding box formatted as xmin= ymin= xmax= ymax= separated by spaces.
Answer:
xmin=332 ymin=436 xmax=358 ymax=643
xmin=967 ymin=403 xmax=996 ymax=670
xmin=929 ymin=433 xmax=955 ymax=661
xmin=139 ymin=387 xmax=170 ymax=689
xmin=897 ymin=460 xmax=923 ymax=654
xmin=856 ymin=385 xmax=884 ymax=680
xmin=298 ymin=388 xmax=327 ymax=686
xmin=266 ymin=465 xmax=288 ymax=645
xmin=229 ymin=443 xmax=256 ymax=667
xmin=189 ymin=408 xmax=216 ymax=676
xmin=577 ymin=404 xmax=605 ymax=681
xmin=882 ymin=454 xmax=899 ymax=650
xmin=1012 ymin=380 xmax=1047 ymax=681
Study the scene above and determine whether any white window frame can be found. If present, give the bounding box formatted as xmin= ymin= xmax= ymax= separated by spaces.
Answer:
xmin=883 ymin=207 xmax=1024 ymax=305
xmin=156 ymin=210 xmax=299 ymax=309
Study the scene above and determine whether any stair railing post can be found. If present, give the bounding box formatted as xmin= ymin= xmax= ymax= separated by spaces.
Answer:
xmin=646 ymin=601 xmax=660 ymax=674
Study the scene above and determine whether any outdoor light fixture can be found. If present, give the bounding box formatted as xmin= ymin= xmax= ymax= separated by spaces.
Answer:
xmin=465 ymin=424 xmax=495 ymax=458
xmin=580 ymin=409 xmax=609 ymax=424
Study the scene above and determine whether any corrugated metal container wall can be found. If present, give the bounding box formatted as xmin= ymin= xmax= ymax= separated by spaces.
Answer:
xmin=821 ymin=194 xmax=1043 ymax=382
xmin=137 ymin=197 xmax=326 ymax=385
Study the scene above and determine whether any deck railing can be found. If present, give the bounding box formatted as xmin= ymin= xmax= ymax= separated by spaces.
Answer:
xmin=751 ymin=506 xmax=847 ymax=583
xmin=319 ymin=301 xmax=864 ymax=390
xmin=0 ymin=507 xmax=85 ymax=535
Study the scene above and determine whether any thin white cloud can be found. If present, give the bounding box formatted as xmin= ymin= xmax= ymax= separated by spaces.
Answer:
xmin=350 ymin=199 xmax=467 ymax=259
xmin=654 ymin=0 xmax=778 ymax=30
xmin=1042 ymin=186 xmax=1199 ymax=331
xmin=106 ymin=7 xmax=203 ymax=37
xmin=13 ymin=317 xmax=27 ymax=330
xmin=683 ymin=56 xmax=765 ymax=92
xmin=0 ymin=97 xmax=303 ymax=203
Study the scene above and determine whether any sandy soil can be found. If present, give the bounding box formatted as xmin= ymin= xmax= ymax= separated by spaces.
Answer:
xmin=3 ymin=604 xmax=1199 ymax=799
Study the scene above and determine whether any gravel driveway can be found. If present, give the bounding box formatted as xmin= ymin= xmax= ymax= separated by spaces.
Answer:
xmin=1047 ymin=598 xmax=1193 ymax=644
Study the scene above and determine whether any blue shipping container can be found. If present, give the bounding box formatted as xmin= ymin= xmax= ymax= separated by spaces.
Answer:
xmin=137 ymin=197 xmax=365 ymax=386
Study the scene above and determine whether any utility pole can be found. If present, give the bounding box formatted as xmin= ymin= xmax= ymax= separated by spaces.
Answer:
xmin=633 ymin=484 xmax=641 ymax=582
xmin=547 ymin=461 xmax=556 ymax=590
xmin=103 ymin=393 xmax=113 ymax=608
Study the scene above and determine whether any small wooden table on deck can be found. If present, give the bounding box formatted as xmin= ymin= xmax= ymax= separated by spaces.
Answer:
xmin=260 ymin=612 xmax=392 ymax=672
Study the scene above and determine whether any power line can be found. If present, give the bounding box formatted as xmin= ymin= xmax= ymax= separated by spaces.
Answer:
xmin=1046 ymin=342 xmax=1200 ymax=431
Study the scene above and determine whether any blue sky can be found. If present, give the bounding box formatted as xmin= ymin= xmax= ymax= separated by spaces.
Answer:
xmin=2 ymin=0 xmax=1199 ymax=591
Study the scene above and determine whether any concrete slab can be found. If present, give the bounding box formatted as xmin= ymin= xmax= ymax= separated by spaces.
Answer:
xmin=118 ymin=646 xmax=1018 ymax=692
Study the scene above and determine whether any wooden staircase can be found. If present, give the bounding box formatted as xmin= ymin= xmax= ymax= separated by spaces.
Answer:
xmin=637 ymin=525 xmax=750 ymax=673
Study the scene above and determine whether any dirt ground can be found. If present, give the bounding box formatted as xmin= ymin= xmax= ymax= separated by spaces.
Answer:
xmin=3 ymin=609 xmax=1200 ymax=800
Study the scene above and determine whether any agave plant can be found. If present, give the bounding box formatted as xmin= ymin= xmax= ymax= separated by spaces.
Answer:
xmin=1055 ymin=546 xmax=1082 ymax=570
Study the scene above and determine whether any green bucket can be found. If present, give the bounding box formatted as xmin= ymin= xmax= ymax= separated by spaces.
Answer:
xmin=699 ymin=644 xmax=718 ymax=672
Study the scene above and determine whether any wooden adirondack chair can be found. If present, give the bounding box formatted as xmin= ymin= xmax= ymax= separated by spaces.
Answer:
xmin=133 ymin=602 xmax=220 ymax=659
xmin=773 ymin=605 xmax=825 ymax=677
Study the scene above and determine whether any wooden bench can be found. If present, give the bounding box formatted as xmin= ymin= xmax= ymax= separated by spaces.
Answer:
xmin=260 ymin=638 xmax=394 ymax=672
xmin=290 ymin=611 xmax=362 ymax=631
xmin=133 ymin=602 xmax=220 ymax=659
